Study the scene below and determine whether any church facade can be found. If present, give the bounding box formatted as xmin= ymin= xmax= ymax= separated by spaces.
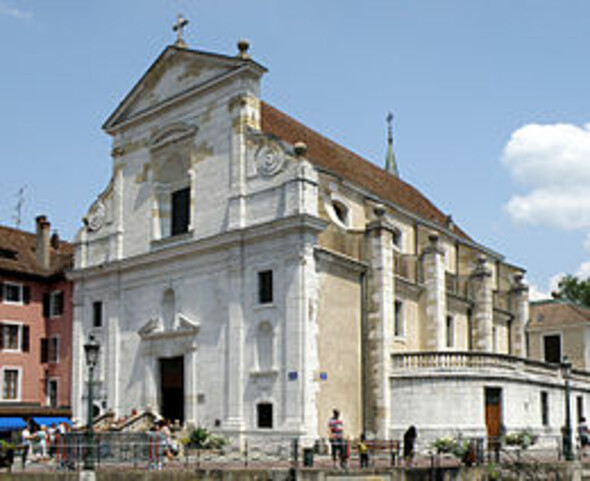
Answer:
xmin=70 ymin=36 xmax=590 ymax=444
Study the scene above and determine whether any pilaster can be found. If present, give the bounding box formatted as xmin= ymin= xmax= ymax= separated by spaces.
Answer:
xmin=511 ymin=274 xmax=529 ymax=357
xmin=224 ymin=245 xmax=245 ymax=431
xmin=470 ymin=255 xmax=494 ymax=352
xmin=421 ymin=234 xmax=446 ymax=350
xmin=184 ymin=345 xmax=199 ymax=426
xmin=364 ymin=207 xmax=395 ymax=438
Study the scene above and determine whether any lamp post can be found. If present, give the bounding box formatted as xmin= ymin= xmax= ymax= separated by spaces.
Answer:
xmin=83 ymin=335 xmax=100 ymax=471
xmin=562 ymin=356 xmax=574 ymax=461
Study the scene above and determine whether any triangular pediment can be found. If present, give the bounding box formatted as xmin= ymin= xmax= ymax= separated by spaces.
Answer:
xmin=104 ymin=45 xmax=266 ymax=133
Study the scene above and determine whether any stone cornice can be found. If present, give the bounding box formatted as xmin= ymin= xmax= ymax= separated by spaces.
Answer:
xmin=314 ymin=247 xmax=368 ymax=274
xmin=69 ymin=214 xmax=327 ymax=280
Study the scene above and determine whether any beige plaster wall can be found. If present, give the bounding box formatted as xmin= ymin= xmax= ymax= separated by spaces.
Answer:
xmin=316 ymin=266 xmax=363 ymax=439
xmin=528 ymin=327 xmax=586 ymax=368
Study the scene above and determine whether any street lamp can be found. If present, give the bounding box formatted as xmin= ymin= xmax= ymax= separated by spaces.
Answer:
xmin=562 ymin=356 xmax=574 ymax=461
xmin=83 ymin=335 xmax=100 ymax=471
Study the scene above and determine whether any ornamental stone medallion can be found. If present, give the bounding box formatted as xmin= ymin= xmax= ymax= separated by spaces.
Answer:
xmin=256 ymin=141 xmax=285 ymax=177
xmin=86 ymin=202 xmax=106 ymax=232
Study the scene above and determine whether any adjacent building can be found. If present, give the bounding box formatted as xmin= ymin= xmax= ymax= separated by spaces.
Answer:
xmin=70 ymin=34 xmax=590 ymax=445
xmin=0 ymin=217 xmax=73 ymax=429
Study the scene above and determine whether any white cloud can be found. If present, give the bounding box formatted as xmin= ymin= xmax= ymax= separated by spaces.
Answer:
xmin=0 ymin=2 xmax=31 ymax=19
xmin=528 ymin=284 xmax=551 ymax=301
xmin=503 ymin=123 xmax=590 ymax=229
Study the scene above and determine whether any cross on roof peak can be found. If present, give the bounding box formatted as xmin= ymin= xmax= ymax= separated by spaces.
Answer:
xmin=173 ymin=14 xmax=189 ymax=48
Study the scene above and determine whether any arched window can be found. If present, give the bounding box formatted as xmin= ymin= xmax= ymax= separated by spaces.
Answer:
xmin=256 ymin=322 xmax=274 ymax=371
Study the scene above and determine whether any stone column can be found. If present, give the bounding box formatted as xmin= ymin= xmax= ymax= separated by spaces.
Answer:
xmin=511 ymin=274 xmax=529 ymax=357
xmin=364 ymin=205 xmax=395 ymax=438
xmin=184 ymin=345 xmax=198 ymax=426
xmin=422 ymin=234 xmax=446 ymax=350
xmin=470 ymin=256 xmax=494 ymax=352
xmin=224 ymin=246 xmax=245 ymax=431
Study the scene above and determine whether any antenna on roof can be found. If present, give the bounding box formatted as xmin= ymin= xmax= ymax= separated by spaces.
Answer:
xmin=12 ymin=185 xmax=26 ymax=229
xmin=385 ymin=112 xmax=399 ymax=177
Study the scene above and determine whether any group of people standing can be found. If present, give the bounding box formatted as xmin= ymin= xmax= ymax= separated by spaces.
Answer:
xmin=327 ymin=409 xmax=417 ymax=468
xmin=20 ymin=422 xmax=70 ymax=467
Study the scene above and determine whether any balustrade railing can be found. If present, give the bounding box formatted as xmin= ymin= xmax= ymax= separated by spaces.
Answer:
xmin=391 ymin=351 xmax=566 ymax=377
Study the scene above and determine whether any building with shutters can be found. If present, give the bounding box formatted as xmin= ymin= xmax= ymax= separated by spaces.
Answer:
xmin=70 ymin=30 xmax=590 ymax=446
xmin=0 ymin=216 xmax=73 ymax=429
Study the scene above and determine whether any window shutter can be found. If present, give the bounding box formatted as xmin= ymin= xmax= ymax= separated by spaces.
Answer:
xmin=23 ymin=285 xmax=31 ymax=304
xmin=0 ymin=322 xmax=4 ymax=349
xmin=22 ymin=325 xmax=30 ymax=352
xmin=43 ymin=293 xmax=50 ymax=318
xmin=0 ymin=282 xmax=3 ymax=302
xmin=56 ymin=291 xmax=64 ymax=315
xmin=40 ymin=338 xmax=48 ymax=363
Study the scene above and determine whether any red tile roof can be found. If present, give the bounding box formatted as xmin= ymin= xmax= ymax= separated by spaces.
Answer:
xmin=529 ymin=300 xmax=590 ymax=328
xmin=260 ymin=102 xmax=470 ymax=240
xmin=0 ymin=225 xmax=73 ymax=278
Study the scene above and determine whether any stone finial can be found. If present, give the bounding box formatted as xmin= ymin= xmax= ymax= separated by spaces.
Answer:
xmin=472 ymin=254 xmax=491 ymax=278
xmin=512 ymin=273 xmax=529 ymax=293
xmin=373 ymin=204 xmax=386 ymax=218
xmin=237 ymin=39 xmax=250 ymax=59
xmin=294 ymin=141 xmax=307 ymax=157
xmin=445 ymin=215 xmax=454 ymax=230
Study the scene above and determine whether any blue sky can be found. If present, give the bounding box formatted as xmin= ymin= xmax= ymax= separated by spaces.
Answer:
xmin=1 ymin=1 xmax=589 ymax=297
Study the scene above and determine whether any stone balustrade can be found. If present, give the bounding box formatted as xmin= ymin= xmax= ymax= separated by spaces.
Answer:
xmin=391 ymin=351 xmax=590 ymax=382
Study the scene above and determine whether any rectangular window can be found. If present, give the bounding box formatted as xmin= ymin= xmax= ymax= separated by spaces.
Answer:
xmin=578 ymin=395 xmax=584 ymax=423
xmin=47 ymin=379 xmax=58 ymax=407
xmin=40 ymin=338 xmax=48 ymax=363
xmin=541 ymin=391 xmax=549 ymax=426
xmin=394 ymin=300 xmax=404 ymax=337
xmin=48 ymin=337 xmax=59 ymax=363
xmin=2 ymin=369 xmax=19 ymax=400
xmin=257 ymin=402 xmax=273 ymax=429
xmin=49 ymin=291 xmax=64 ymax=317
xmin=258 ymin=270 xmax=273 ymax=304
xmin=3 ymin=283 xmax=23 ymax=304
xmin=93 ymin=301 xmax=103 ymax=328
xmin=446 ymin=315 xmax=454 ymax=348
xmin=171 ymin=187 xmax=190 ymax=236
xmin=544 ymin=334 xmax=561 ymax=364
xmin=1 ymin=324 xmax=20 ymax=350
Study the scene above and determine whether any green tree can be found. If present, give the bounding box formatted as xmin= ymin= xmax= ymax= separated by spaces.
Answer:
xmin=552 ymin=275 xmax=590 ymax=308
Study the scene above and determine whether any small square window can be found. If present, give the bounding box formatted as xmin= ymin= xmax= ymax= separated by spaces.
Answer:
xmin=258 ymin=270 xmax=273 ymax=304
xmin=93 ymin=301 xmax=103 ymax=328
xmin=3 ymin=283 xmax=23 ymax=304
xmin=257 ymin=402 xmax=273 ymax=429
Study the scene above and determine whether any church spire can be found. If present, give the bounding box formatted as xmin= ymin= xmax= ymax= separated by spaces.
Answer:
xmin=385 ymin=112 xmax=399 ymax=177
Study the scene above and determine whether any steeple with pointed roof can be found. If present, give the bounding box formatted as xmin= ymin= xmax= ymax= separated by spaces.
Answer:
xmin=385 ymin=112 xmax=399 ymax=177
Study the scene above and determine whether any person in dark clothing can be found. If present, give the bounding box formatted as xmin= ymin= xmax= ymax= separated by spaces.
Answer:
xmin=403 ymin=425 xmax=417 ymax=466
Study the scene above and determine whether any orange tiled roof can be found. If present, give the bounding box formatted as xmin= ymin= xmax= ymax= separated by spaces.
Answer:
xmin=260 ymin=102 xmax=470 ymax=240
xmin=0 ymin=225 xmax=73 ymax=278
xmin=529 ymin=300 xmax=590 ymax=328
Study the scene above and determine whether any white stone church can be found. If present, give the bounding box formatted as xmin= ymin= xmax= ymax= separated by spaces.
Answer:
xmin=71 ymin=29 xmax=590 ymax=444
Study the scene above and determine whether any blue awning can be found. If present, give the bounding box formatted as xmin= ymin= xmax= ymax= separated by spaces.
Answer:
xmin=0 ymin=417 xmax=27 ymax=432
xmin=31 ymin=417 xmax=71 ymax=427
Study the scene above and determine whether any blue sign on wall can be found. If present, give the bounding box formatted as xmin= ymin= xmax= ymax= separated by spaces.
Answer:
xmin=288 ymin=371 xmax=298 ymax=381
xmin=320 ymin=372 xmax=328 ymax=381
